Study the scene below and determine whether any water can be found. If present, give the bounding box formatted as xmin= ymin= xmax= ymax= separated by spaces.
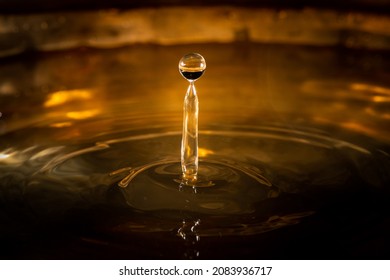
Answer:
xmin=178 ymin=53 xmax=206 ymax=182
xmin=0 ymin=43 xmax=390 ymax=259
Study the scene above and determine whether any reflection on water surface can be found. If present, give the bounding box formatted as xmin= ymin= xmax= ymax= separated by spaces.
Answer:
xmin=0 ymin=42 xmax=390 ymax=259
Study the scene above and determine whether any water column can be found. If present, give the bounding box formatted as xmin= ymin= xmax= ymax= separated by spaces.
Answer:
xmin=178 ymin=53 xmax=206 ymax=184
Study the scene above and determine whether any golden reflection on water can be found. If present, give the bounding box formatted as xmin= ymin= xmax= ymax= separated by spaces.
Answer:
xmin=40 ymin=89 xmax=105 ymax=136
xmin=1 ymin=44 xmax=389 ymax=144
xmin=0 ymin=148 xmax=24 ymax=165
xmin=66 ymin=109 xmax=100 ymax=120
xmin=198 ymin=148 xmax=214 ymax=157
xmin=44 ymin=89 xmax=93 ymax=107
xmin=0 ymin=151 xmax=11 ymax=160
xmin=339 ymin=122 xmax=380 ymax=137
xmin=365 ymin=108 xmax=390 ymax=120
xmin=350 ymin=83 xmax=390 ymax=99
xmin=49 ymin=122 xmax=73 ymax=128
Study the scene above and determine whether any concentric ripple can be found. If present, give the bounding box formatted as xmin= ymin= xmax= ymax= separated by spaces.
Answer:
xmin=18 ymin=125 xmax=385 ymax=223
xmin=1 ymin=124 xmax=389 ymax=244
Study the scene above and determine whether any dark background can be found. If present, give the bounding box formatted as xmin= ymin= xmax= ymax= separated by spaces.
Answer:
xmin=0 ymin=0 xmax=389 ymax=14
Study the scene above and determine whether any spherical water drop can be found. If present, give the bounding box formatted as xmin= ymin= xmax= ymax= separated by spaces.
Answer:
xmin=179 ymin=53 xmax=206 ymax=82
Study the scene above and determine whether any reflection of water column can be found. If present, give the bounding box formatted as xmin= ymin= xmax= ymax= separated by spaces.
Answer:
xmin=177 ymin=219 xmax=201 ymax=258
xmin=181 ymin=82 xmax=199 ymax=181
xmin=179 ymin=53 xmax=206 ymax=183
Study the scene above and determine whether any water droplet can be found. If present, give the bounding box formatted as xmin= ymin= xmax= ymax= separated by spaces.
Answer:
xmin=179 ymin=53 xmax=206 ymax=82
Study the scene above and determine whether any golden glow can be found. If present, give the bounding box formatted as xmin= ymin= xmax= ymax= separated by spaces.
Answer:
xmin=198 ymin=147 xmax=214 ymax=157
xmin=66 ymin=109 xmax=100 ymax=120
xmin=0 ymin=149 xmax=21 ymax=165
xmin=350 ymin=83 xmax=390 ymax=103
xmin=365 ymin=107 xmax=390 ymax=120
xmin=351 ymin=83 xmax=390 ymax=95
xmin=372 ymin=96 xmax=390 ymax=103
xmin=44 ymin=89 xmax=93 ymax=107
xmin=0 ymin=152 xmax=10 ymax=160
xmin=340 ymin=121 xmax=376 ymax=136
xmin=50 ymin=122 xmax=73 ymax=128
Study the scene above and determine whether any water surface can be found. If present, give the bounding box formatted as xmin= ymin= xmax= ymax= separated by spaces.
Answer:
xmin=0 ymin=43 xmax=390 ymax=259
